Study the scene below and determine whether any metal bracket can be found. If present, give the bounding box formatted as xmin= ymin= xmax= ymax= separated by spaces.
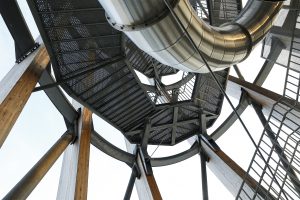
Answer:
xmin=71 ymin=108 xmax=81 ymax=144
xmin=239 ymin=88 xmax=252 ymax=106
xmin=199 ymin=134 xmax=220 ymax=152
xmin=16 ymin=43 xmax=40 ymax=63
xmin=137 ymin=147 xmax=153 ymax=175
xmin=199 ymin=146 xmax=209 ymax=162
xmin=132 ymin=162 xmax=141 ymax=179
xmin=240 ymin=88 xmax=263 ymax=109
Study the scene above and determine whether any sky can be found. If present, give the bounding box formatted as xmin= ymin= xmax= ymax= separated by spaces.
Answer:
xmin=0 ymin=0 xmax=289 ymax=199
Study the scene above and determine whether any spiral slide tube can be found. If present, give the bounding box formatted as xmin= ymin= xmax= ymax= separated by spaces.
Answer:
xmin=99 ymin=0 xmax=282 ymax=73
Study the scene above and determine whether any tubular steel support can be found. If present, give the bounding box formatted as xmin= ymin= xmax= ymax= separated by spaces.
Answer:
xmin=141 ymin=119 xmax=151 ymax=151
xmin=3 ymin=131 xmax=74 ymax=200
xmin=199 ymin=114 xmax=209 ymax=200
xmin=200 ymin=148 xmax=209 ymax=200
xmin=99 ymin=0 xmax=282 ymax=72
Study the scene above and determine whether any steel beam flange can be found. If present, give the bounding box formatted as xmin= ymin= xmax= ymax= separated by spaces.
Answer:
xmin=137 ymin=147 xmax=153 ymax=175
xmin=16 ymin=43 xmax=40 ymax=63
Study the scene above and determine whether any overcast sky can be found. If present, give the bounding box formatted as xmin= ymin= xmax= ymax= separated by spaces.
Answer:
xmin=0 ymin=0 xmax=288 ymax=199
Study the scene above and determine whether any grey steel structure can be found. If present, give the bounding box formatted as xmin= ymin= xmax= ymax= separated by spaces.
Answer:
xmin=0 ymin=0 xmax=299 ymax=199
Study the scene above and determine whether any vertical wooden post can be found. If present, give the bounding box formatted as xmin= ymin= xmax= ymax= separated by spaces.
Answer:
xmin=0 ymin=41 xmax=49 ymax=147
xmin=200 ymin=139 xmax=275 ymax=199
xmin=57 ymin=106 xmax=92 ymax=200
xmin=134 ymin=151 xmax=162 ymax=200
xmin=125 ymin=142 xmax=162 ymax=200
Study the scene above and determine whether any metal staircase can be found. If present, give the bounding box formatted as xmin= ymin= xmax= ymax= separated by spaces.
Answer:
xmin=237 ymin=7 xmax=300 ymax=200
xmin=284 ymin=10 xmax=300 ymax=103
xmin=237 ymin=100 xmax=300 ymax=200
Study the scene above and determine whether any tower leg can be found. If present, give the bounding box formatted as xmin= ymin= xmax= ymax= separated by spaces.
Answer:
xmin=125 ymin=142 xmax=162 ymax=200
xmin=56 ymin=105 xmax=92 ymax=200
xmin=199 ymin=138 xmax=275 ymax=199
xmin=0 ymin=40 xmax=49 ymax=147
xmin=3 ymin=131 xmax=74 ymax=200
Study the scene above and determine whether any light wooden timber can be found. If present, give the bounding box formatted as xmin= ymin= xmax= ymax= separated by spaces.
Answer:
xmin=200 ymin=139 xmax=275 ymax=199
xmin=3 ymin=132 xmax=74 ymax=200
xmin=0 ymin=40 xmax=49 ymax=147
xmin=125 ymin=141 xmax=162 ymax=200
xmin=57 ymin=106 xmax=92 ymax=200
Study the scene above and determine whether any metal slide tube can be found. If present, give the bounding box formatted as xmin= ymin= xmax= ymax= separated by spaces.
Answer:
xmin=99 ymin=0 xmax=282 ymax=73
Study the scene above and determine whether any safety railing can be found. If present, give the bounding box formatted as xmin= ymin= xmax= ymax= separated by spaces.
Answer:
xmin=237 ymin=101 xmax=300 ymax=200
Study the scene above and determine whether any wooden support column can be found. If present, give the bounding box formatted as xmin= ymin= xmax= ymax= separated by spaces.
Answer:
xmin=0 ymin=40 xmax=49 ymax=147
xmin=3 ymin=131 xmax=74 ymax=200
xmin=135 ymin=150 xmax=162 ymax=200
xmin=125 ymin=142 xmax=162 ymax=200
xmin=57 ymin=106 xmax=92 ymax=200
xmin=200 ymin=139 xmax=275 ymax=200
xmin=227 ymin=76 xmax=300 ymax=115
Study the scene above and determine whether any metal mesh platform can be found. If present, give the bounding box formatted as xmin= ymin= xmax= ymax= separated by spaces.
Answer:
xmin=27 ymin=0 xmax=239 ymax=145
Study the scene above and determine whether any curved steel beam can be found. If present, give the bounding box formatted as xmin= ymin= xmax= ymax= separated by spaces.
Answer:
xmin=142 ymin=73 xmax=194 ymax=92
xmin=38 ymin=70 xmax=78 ymax=124
xmin=91 ymin=130 xmax=135 ymax=166
xmin=92 ymin=130 xmax=199 ymax=167
xmin=151 ymin=142 xmax=199 ymax=167
xmin=99 ymin=0 xmax=282 ymax=72
xmin=165 ymin=73 xmax=194 ymax=90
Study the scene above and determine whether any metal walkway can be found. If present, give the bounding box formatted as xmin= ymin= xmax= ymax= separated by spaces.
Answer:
xmin=27 ymin=0 xmax=241 ymax=145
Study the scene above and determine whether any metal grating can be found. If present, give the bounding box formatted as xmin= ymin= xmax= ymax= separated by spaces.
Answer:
xmin=190 ymin=0 xmax=242 ymax=26
xmin=237 ymin=6 xmax=300 ymax=200
xmin=190 ymin=0 xmax=210 ymax=20
xmin=209 ymin=0 xmax=242 ymax=26
xmin=237 ymin=101 xmax=300 ymax=200
xmin=147 ymin=72 xmax=196 ymax=105
xmin=284 ymin=9 xmax=300 ymax=103
xmin=28 ymin=0 xmax=238 ymax=145
xmin=125 ymin=38 xmax=178 ymax=78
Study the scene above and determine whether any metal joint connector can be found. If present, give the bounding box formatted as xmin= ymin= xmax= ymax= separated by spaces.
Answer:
xmin=16 ymin=43 xmax=40 ymax=64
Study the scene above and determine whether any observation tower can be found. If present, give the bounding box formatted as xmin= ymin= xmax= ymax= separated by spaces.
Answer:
xmin=0 ymin=0 xmax=299 ymax=199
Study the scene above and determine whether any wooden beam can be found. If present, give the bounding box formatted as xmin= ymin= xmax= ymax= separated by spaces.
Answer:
xmin=227 ymin=76 xmax=300 ymax=114
xmin=135 ymin=151 xmax=162 ymax=200
xmin=0 ymin=40 xmax=49 ymax=147
xmin=125 ymin=142 xmax=162 ymax=200
xmin=200 ymin=139 xmax=275 ymax=199
xmin=57 ymin=106 xmax=92 ymax=200
xmin=3 ymin=131 xmax=74 ymax=200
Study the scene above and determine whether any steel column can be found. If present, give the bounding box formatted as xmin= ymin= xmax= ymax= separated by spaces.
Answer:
xmin=200 ymin=148 xmax=209 ymax=200
xmin=124 ymin=164 xmax=140 ymax=200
